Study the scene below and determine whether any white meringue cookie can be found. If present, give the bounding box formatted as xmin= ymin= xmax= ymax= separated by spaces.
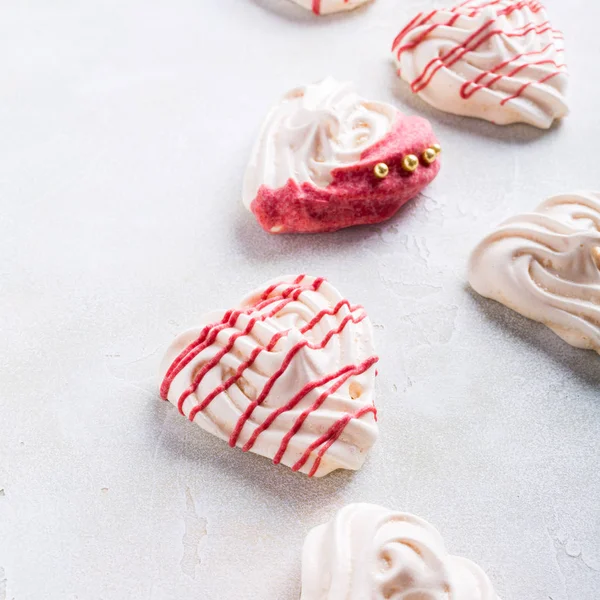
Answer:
xmin=469 ymin=191 xmax=600 ymax=352
xmin=301 ymin=503 xmax=501 ymax=599
xmin=392 ymin=0 xmax=568 ymax=128
xmin=290 ymin=0 xmax=372 ymax=15
xmin=159 ymin=275 xmax=379 ymax=477
xmin=242 ymin=77 xmax=396 ymax=209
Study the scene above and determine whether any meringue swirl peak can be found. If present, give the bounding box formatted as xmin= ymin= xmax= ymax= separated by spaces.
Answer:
xmin=301 ymin=503 xmax=501 ymax=599
xmin=469 ymin=191 xmax=600 ymax=353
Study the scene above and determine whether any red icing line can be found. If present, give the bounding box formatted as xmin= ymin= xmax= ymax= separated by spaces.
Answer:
xmin=237 ymin=313 xmax=373 ymax=450
xmin=188 ymin=297 xmax=360 ymax=423
xmin=301 ymin=299 xmax=360 ymax=333
xmin=392 ymin=12 xmax=425 ymax=51
xmin=292 ymin=404 xmax=376 ymax=476
xmin=161 ymin=276 xmax=379 ymax=476
xmin=160 ymin=275 xmax=313 ymax=400
xmin=393 ymin=0 xmax=565 ymax=106
xmin=171 ymin=282 xmax=323 ymax=414
xmin=271 ymin=357 xmax=378 ymax=464
xmin=308 ymin=406 xmax=375 ymax=477
xmin=259 ymin=274 xmax=307 ymax=302
xmin=500 ymin=70 xmax=560 ymax=105
xmin=409 ymin=19 xmax=497 ymax=93
xmin=460 ymin=42 xmax=565 ymax=98
xmin=162 ymin=290 xmax=298 ymax=403
xmin=230 ymin=310 xmax=372 ymax=448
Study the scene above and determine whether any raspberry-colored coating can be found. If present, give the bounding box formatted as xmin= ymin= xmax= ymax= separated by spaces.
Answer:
xmin=249 ymin=114 xmax=441 ymax=234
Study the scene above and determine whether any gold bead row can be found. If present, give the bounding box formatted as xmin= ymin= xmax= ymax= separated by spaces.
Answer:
xmin=373 ymin=143 xmax=441 ymax=179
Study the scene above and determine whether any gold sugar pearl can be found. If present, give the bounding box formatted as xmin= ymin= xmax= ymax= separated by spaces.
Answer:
xmin=401 ymin=154 xmax=419 ymax=173
xmin=431 ymin=143 xmax=442 ymax=155
xmin=421 ymin=147 xmax=437 ymax=165
xmin=373 ymin=162 xmax=389 ymax=179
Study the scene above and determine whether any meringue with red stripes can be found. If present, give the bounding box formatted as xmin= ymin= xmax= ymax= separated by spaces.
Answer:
xmin=290 ymin=0 xmax=372 ymax=15
xmin=159 ymin=275 xmax=378 ymax=477
xmin=243 ymin=77 xmax=441 ymax=233
xmin=301 ymin=503 xmax=501 ymax=599
xmin=392 ymin=0 xmax=568 ymax=129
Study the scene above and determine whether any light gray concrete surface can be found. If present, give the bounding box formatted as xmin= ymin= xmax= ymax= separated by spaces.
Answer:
xmin=0 ymin=0 xmax=599 ymax=598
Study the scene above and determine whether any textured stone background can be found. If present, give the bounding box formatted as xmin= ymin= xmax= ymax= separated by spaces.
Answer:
xmin=0 ymin=0 xmax=599 ymax=598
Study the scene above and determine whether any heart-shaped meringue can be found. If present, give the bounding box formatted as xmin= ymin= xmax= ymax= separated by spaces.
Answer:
xmin=392 ymin=0 xmax=568 ymax=128
xmin=290 ymin=0 xmax=372 ymax=15
xmin=301 ymin=503 xmax=501 ymax=599
xmin=159 ymin=275 xmax=379 ymax=477
xmin=469 ymin=191 xmax=600 ymax=353
xmin=243 ymin=77 xmax=441 ymax=233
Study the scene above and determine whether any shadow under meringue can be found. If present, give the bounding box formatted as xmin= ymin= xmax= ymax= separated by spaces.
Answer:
xmin=232 ymin=189 xmax=438 ymax=264
xmin=466 ymin=285 xmax=600 ymax=389
xmin=388 ymin=67 xmax=564 ymax=145
xmin=149 ymin=391 xmax=360 ymax=507
xmin=233 ymin=202 xmax=382 ymax=262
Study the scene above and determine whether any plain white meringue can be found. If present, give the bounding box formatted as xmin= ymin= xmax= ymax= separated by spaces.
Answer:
xmin=301 ymin=503 xmax=501 ymax=599
xmin=392 ymin=0 xmax=568 ymax=128
xmin=159 ymin=275 xmax=379 ymax=477
xmin=469 ymin=191 xmax=600 ymax=352
xmin=242 ymin=77 xmax=396 ymax=209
